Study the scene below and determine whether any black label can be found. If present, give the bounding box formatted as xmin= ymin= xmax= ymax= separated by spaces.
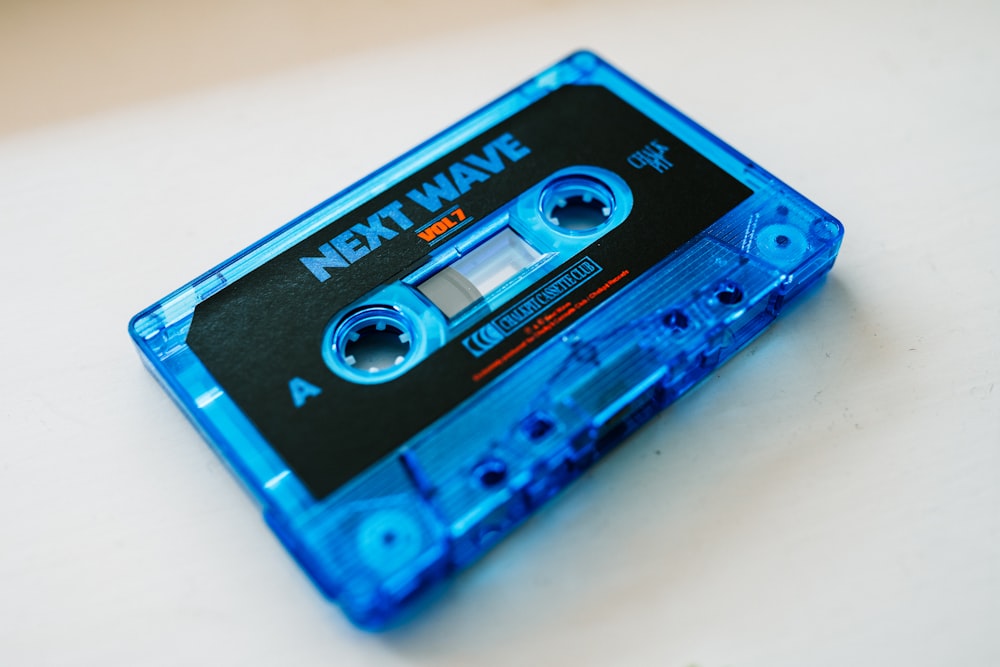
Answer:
xmin=187 ymin=86 xmax=752 ymax=499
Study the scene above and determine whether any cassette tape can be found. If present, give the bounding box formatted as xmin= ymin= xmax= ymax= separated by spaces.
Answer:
xmin=130 ymin=51 xmax=844 ymax=629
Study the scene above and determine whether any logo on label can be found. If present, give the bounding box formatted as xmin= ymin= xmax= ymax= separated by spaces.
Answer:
xmin=416 ymin=207 xmax=470 ymax=244
xmin=463 ymin=257 xmax=602 ymax=357
xmin=627 ymin=139 xmax=673 ymax=174
xmin=298 ymin=133 xmax=531 ymax=282
xmin=404 ymin=133 xmax=531 ymax=214
xmin=298 ymin=202 xmax=417 ymax=282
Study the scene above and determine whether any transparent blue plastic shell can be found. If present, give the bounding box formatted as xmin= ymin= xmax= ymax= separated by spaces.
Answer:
xmin=129 ymin=51 xmax=843 ymax=629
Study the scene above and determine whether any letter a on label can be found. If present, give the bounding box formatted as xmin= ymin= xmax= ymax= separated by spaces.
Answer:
xmin=289 ymin=377 xmax=322 ymax=407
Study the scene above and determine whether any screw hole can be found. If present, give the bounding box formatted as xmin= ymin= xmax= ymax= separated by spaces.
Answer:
xmin=475 ymin=525 xmax=503 ymax=548
xmin=715 ymin=282 xmax=744 ymax=306
xmin=521 ymin=413 xmax=556 ymax=441
xmin=474 ymin=458 xmax=507 ymax=488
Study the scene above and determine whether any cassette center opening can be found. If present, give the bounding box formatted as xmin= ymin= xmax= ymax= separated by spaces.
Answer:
xmin=322 ymin=166 xmax=634 ymax=386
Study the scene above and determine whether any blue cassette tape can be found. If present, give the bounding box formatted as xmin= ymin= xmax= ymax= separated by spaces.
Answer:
xmin=130 ymin=51 xmax=844 ymax=628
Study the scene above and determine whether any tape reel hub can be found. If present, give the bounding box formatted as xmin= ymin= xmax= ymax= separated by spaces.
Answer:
xmin=540 ymin=175 xmax=616 ymax=233
xmin=330 ymin=306 xmax=415 ymax=382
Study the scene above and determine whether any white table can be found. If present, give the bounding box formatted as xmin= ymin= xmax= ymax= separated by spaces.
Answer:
xmin=2 ymin=1 xmax=997 ymax=664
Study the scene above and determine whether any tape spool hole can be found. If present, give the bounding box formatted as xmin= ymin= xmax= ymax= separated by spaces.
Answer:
xmin=329 ymin=306 xmax=415 ymax=382
xmin=540 ymin=175 xmax=615 ymax=232
xmin=714 ymin=282 xmax=744 ymax=306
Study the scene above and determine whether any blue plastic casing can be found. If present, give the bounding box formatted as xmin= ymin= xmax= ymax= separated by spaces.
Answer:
xmin=129 ymin=51 xmax=844 ymax=629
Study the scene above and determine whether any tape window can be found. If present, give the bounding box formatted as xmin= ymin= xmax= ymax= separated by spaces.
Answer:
xmin=416 ymin=228 xmax=541 ymax=319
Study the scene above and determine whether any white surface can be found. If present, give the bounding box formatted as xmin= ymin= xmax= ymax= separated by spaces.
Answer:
xmin=2 ymin=1 xmax=999 ymax=665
